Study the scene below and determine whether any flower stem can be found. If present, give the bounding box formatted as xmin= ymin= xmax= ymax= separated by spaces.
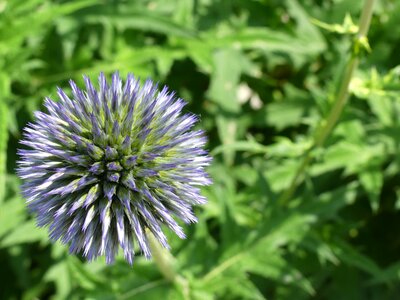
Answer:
xmin=278 ymin=0 xmax=376 ymax=207
xmin=147 ymin=231 xmax=190 ymax=299
xmin=147 ymin=231 xmax=177 ymax=282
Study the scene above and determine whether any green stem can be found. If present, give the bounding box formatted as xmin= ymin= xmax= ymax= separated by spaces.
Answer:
xmin=358 ymin=0 xmax=375 ymax=37
xmin=147 ymin=231 xmax=177 ymax=282
xmin=278 ymin=0 xmax=376 ymax=206
xmin=147 ymin=231 xmax=190 ymax=299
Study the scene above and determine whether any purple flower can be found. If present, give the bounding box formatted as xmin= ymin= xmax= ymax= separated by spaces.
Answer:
xmin=17 ymin=72 xmax=211 ymax=264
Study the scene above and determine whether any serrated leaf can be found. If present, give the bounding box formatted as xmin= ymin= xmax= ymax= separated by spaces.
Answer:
xmin=202 ymin=212 xmax=317 ymax=295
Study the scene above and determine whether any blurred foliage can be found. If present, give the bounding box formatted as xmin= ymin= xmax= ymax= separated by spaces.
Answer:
xmin=1 ymin=0 xmax=400 ymax=299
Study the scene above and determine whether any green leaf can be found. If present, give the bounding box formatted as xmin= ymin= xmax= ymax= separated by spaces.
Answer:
xmin=0 ymin=72 xmax=9 ymax=204
xmin=368 ymin=261 xmax=400 ymax=285
xmin=0 ymin=0 xmax=96 ymax=55
xmin=116 ymin=279 xmax=169 ymax=300
xmin=211 ymin=140 xmax=268 ymax=156
xmin=0 ymin=196 xmax=25 ymax=238
xmin=311 ymin=141 xmax=384 ymax=176
xmin=0 ymin=219 xmax=48 ymax=248
xmin=311 ymin=14 xmax=358 ymax=34
xmin=286 ymin=0 xmax=326 ymax=50
xmin=301 ymin=234 xmax=340 ymax=266
xmin=82 ymin=10 xmax=196 ymax=38
xmin=66 ymin=256 xmax=106 ymax=291
xmin=216 ymin=116 xmax=237 ymax=166
xmin=206 ymin=27 xmax=324 ymax=59
xmin=331 ymin=239 xmax=382 ymax=277
xmin=202 ymin=212 xmax=317 ymax=294
xmin=359 ymin=166 xmax=383 ymax=212
xmin=0 ymin=100 xmax=8 ymax=204
xmin=264 ymin=159 xmax=299 ymax=192
xmin=245 ymin=252 xmax=315 ymax=296
xmin=208 ymin=48 xmax=245 ymax=113
xmin=44 ymin=261 xmax=72 ymax=300
xmin=203 ymin=271 xmax=265 ymax=300
xmin=300 ymin=183 xmax=358 ymax=220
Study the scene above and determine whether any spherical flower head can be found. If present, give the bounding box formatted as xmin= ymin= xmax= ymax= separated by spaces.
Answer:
xmin=17 ymin=72 xmax=212 ymax=264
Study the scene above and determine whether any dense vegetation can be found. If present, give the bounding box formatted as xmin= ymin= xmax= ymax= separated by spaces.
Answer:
xmin=1 ymin=0 xmax=400 ymax=299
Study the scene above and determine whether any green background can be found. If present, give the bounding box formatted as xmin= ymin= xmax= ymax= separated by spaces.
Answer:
xmin=1 ymin=0 xmax=400 ymax=299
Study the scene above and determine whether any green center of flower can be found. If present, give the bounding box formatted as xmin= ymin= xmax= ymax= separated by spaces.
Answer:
xmin=87 ymin=144 xmax=138 ymax=192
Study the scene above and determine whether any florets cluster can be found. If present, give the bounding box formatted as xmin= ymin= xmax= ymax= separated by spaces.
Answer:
xmin=18 ymin=72 xmax=211 ymax=264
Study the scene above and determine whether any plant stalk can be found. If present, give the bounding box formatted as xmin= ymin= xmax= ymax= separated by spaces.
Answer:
xmin=147 ymin=231 xmax=177 ymax=283
xmin=278 ymin=0 xmax=376 ymax=206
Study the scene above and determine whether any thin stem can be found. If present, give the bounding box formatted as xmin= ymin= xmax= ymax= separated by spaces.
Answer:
xmin=147 ymin=231 xmax=177 ymax=282
xmin=278 ymin=151 xmax=313 ymax=206
xmin=358 ymin=0 xmax=375 ymax=37
xmin=147 ymin=231 xmax=191 ymax=299
xmin=278 ymin=0 xmax=376 ymax=206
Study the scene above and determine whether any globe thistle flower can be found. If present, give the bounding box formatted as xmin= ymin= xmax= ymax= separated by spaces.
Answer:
xmin=17 ymin=72 xmax=211 ymax=264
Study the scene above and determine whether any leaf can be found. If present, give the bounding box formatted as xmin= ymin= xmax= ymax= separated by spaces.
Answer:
xmin=264 ymin=159 xmax=299 ymax=192
xmin=286 ymin=0 xmax=326 ymax=53
xmin=203 ymin=271 xmax=265 ymax=300
xmin=208 ymin=48 xmax=245 ymax=113
xmin=331 ymin=239 xmax=382 ymax=277
xmin=0 ymin=196 xmax=26 ymax=238
xmin=252 ymin=213 xmax=317 ymax=255
xmin=300 ymin=183 xmax=358 ymax=220
xmin=245 ymin=251 xmax=315 ymax=296
xmin=368 ymin=261 xmax=400 ymax=285
xmin=359 ymin=166 xmax=383 ymax=212
xmin=0 ymin=99 xmax=8 ymax=204
xmin=301 ymin=234 xmax=340 ymax=266
xmin=216 ymin=116 xmax=237 ymax=166
xmin=207 ymin=27 xmax=324 ymax=59
xmin=82 ymin=10 xmax=196 ymax=38
xmin=211 ymin=140 xmax=268 ymax=156
xmin=0 ymin=71 xmax=10 ymax=204
xmin=367 ymin=95 xmax=394 ymax=126
xmin=265 ymin=137 xmax=312 ymax=158
xmin=116 ymin=279 xmax=169 ymax=300
xmin=311 ymin=14 xmax=358 ymax=34
xmin=44 ymin=261 xmax=72 ymax=300
xmin=311 ymin=141 xmax=384 ymax=176
xmin=0 ymin=219 xmax=48 ymax=248
xmin=202 ymin=212 xmax=317 ymax=294
xmin=252 ymin=83 xmax=316 ymax=130
xmin=0 ymin=0 xmax=96 ymax=55
xmin=67 ymin=256 xmax=106 ymax=291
